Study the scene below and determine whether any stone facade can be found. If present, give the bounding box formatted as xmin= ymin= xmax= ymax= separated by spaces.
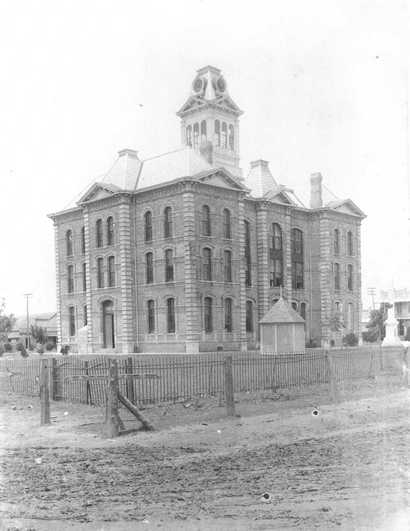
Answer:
xmin=49 ymin=65 xmax=365 ymax=353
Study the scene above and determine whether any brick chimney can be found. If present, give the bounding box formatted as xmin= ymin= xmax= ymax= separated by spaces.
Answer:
xmin=310 ymin=172 xmax=323 ymax=209
xmin=247 ymin=159 xmax=278 ymax=197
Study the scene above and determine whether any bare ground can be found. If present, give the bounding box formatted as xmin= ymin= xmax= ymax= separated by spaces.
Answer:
xmin=1 ymin=378 xmax=410 ymax=530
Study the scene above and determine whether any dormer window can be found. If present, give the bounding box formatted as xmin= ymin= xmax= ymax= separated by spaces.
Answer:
xmin=228 ymin=125 xmax=234 ymax=150
xmin=186 ymin=125 xmax=192 ymax=147
xmin=193 ymin=123 xmax=199 ymax=148
xmin=200 ymin=120 xmax=207 ymax=143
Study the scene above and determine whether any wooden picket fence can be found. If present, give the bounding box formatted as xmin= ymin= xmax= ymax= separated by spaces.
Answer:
xmin=0 ymin=346 xmax=406 ymax=408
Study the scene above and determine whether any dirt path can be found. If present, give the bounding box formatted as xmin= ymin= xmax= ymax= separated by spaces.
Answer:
xmin=1 ymin=385 xmax=410 ymax=529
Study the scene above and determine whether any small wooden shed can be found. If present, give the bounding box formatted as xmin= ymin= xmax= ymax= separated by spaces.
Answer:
xmin=259 ymin=297 xmax=306 ymax=353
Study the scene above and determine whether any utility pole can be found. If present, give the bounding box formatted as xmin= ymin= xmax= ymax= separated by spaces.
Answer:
xmin=367 ymin=287 xmax=376 ymax=310
xmin=24 ymin=293 xmax=32 ymax=350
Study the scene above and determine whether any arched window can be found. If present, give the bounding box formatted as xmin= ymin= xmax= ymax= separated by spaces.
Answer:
xmin=201 ymin=205 xmax=211 ymax=236
xmin=107 ymin=217 xmax=114 ymax=246
xmin=347 ymin=264 xmax=353 ymax=291
xmin=214 ymin=120 xmax=220 ymax=146
xmin=200 ymin=120 xmax=207 ymax=143
xmin=300 ymin=302 xmax=306 ymax=320
xmin=291 ymin=229 xmax=304 ymax=289
xmin=83 ymin=305 xmax=88 ymax=326
xmin=228 ymin=125 xmax=234 ymax=150
xmin=334 ymin=229 xmax=340 ymax=255
xmin=147 ymin=300 xmax=155 ymax=334
xmin=165 ymin=249 xmax=174 ymax=282
xmin=347 ymin=231 xmax=353 ymax=256
xmin=202 ymin=248 xmax=212 ymax=281
xmin=102 ymin=300 xmax=115 ymax=348
xmin=224 ymin=250 xmax=232 ymax=282
xmin=145 ymin=252 xmax=153 ymax=284
xmin=186 ymin=125 xmax=192 ymax=147
xmin=244 ymin=220 xmax=252 ymax=287
xmin=334 ymin=263 xmax=340 ymax=290
xmin=164 ymin=207 xmax=173 ymax=238
xmin=224 ymin=298 xmax=233 ymax=332
xmin=223 ymin=209 xmax=231 ymax=239
xmin=193 ymin=122 xmax=199 ymax=148
xmin=96 ymin=219 xmax=103 ymax=248
xmin=167 ymin=298 xmax=175 ymax=333
xmin=108 ymin=256 xmax=115 ymax=287
xmin=221 ymin=122 xmax=227 ymax=148
xmin=66 ymin=230 xmax=73 ymax=257
xmin=246 ymin=301 xmax=253 ymax=333
xmin=69 ymin=306 xmax=75 ymax=337
xmin=82 ymin=262 xmax=87 ymax=292
xmin=144 ymin=211 xmax=152 ymax=243
xmin=204 ymin=297 xmax=213 ymax=333
xmin=67 ymin=265 xmax=74 ymax=293
xmin=270 ymin=223 xmax=283 ymax=287
xmin=97 ymin=257 xmax=104 ymax=288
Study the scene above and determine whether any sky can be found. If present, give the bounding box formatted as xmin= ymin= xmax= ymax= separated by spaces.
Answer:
xmin=0 ymin=0 xmax=409 ymax=316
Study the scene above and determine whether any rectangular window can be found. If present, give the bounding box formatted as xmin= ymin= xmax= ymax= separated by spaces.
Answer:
xmin=291 ymin=229 xmax=304 ymax=289
xmin=167 ymin=298 xmax=175 ymax=333
xmin=69 ymin=306 xmax=75 ymax=336
xmin=334 ymin=229 xmax=340 ymax=255
xmin=204 ymin=297 xmax=213 ymax=333
xmin=146 ymin=253 xmax=154 ymax=284
xmin=82 ymin=263 xmax=87 ymax=292
xmin=97 ymin=258 xmax=104 ymax=288
xmin=244 ymin=221 xmax=251 ymax=287
xmin=347 ymin=264 xmax=353 ymax=291
xmin=67 ymin=265 xmax=74 ymax=293
xmin=96 ymin=219 xmax=103 ymax=248
xmin=334 ymin=263 xmax=340 ymax=290
xmin=203 ymin=248 xmax=212 ymax=281
xmin=224 ymin=250 xmax=232 ymax=282
xmin=224 ymin=298 xmax=233 ymax=332
xmin=165 ymin=249 xmax=174 ymax=282
xmin=81 ymin=226 xmax=86 ymax=254
xmin=108 ymin=256 xmax=115 ymax=287
xmin=147 ymin=300 xmax=155 ymax=334
xmin=83 ymin=305 xmax=88 ymax=326
xmin=246 ymin=301 xmax=253 ymax=333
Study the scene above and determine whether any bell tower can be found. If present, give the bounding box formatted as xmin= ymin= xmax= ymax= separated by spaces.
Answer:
xmin=177 ymin=66 xmax=243 ymax=179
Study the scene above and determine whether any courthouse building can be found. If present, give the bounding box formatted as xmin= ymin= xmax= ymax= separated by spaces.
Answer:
xmin=49 ymin=66 xmax=365 ymax=353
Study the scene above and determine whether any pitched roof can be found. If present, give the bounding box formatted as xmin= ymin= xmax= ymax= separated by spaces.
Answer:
xmin=259 ymin=298 xmax=305 ymax=324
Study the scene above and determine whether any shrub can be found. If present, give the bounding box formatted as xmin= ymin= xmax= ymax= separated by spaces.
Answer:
xmin=306 ymin=338 xmax=319 ymax=348
xmin=36 ymin=344 xmax=45 ymax=354
xmin=405 ymin=328 xmax=410 ymax=341
xmin=60 ymin=345 xmax=70 ymax=355
xmin=3 ymin=342 xmax=12 ymax=352
xmin=45 ymin=341 xmax=55 ymax=352
xmin=16 ymin=342 xmax=28 ymax=357
xmin=343 ymin=333 xmax=358 ymax=347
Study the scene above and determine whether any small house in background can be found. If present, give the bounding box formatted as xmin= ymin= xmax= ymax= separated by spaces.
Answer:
xmin=8 ymin=312 xmax=58 ymax=347
xmin=259 ymin=298 xmax=306 ymax=352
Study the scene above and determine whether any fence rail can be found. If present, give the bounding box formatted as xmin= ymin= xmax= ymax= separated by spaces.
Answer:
xmin=0 ymin=346 xmax=406 ymax=407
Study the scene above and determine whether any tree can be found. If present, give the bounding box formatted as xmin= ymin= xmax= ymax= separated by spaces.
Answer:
xmin=363 ymin=303 xmax=392 ymax=343
xmin=329 ymin=311 xmax=345 ymax=333
xmin=30 ymin=325 xmax=47 ymax=345
xmin=0 ymin=298 xmax=15 ymax=342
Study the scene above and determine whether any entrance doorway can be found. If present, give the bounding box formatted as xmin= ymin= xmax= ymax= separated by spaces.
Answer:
xmin=102 ymin=300 xmax=115 ymax=348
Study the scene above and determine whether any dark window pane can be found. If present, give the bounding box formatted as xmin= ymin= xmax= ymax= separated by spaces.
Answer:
xmin=144 ymin=211 xmax=153 ymax=242
xmin=147 ymin=300 xmax=155 ymax=333
xmin=107 ymin=217 xmax=114 ymax=246
xmin=204 ymin=297 xmax=213 ymax=332
xmin=165 ymin=249 xmax=174 ymax=282
xmin=167 ymin=298 xmax=175 ymax=333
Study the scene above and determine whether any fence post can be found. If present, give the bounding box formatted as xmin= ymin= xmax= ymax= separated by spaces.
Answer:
xmin=126 ymin=357 xmax=135 ymax=404
xmin=84 ymin=361 xmax=91 ymax=405
xmin=40 ymin=359 xmax=51 ymax=425
xmin=325 ymin=351 xmax=339 ymax=403
xmin=103 ymin=359 xmax=121 ymax=438
xmin=224 ymin=355 xmax=236 ymax=416
xmin=49 ymin=358 xmax=58 ymax=401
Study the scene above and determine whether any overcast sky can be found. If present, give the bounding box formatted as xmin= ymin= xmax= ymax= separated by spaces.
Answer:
xmin=0 ymin=0 xmax=409 ymax=316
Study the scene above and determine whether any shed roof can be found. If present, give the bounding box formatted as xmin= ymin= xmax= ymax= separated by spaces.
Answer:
xmin=259 ymin=298 xmax=305 ymax=324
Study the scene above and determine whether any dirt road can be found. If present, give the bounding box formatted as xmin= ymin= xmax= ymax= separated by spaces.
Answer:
xmin=1 ymin=384 xmax=410 ymax=530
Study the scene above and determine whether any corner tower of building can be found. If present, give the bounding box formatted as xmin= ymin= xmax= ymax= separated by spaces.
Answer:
xmin=177 ymin=65 xmax=243 ymax=179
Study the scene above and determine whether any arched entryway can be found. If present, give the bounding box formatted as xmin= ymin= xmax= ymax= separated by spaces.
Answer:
xmin=102 ymin=300 xmax=115 ymax=348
